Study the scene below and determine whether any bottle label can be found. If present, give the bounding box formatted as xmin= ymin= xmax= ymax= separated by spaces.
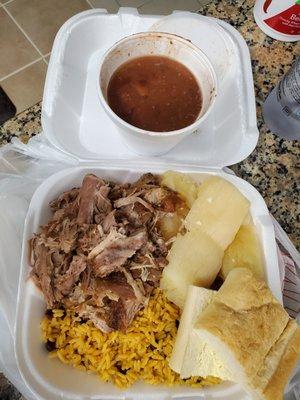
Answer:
xmin=264 ymin=3 xmax=300 ymax=35
xmin=277 ymin=59 xmax=300 ymax=121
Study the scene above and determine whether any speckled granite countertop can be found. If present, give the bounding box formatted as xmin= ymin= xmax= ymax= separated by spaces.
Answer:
xmin=0 ymin=0 xmax=299 ymax=260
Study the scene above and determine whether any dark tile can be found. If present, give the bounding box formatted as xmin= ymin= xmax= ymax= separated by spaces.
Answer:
xmin=1 ymin=60 xmax=47 ymax=113
xmin=0 ymin=85 xmax=16 ymax=124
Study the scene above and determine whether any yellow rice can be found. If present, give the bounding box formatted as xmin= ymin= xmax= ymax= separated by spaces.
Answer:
xmin=41 ymin=289 xmax=220 ymax=389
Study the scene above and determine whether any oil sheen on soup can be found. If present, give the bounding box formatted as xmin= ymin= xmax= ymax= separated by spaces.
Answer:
xmin=107 ymin=55 xmax=202 ymax=132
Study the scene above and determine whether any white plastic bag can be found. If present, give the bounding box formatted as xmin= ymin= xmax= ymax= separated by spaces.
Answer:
xmin=0 ymin=134 xmax=299 ymax=399
xmin=0 ymin=134 xmax=74 ymax=399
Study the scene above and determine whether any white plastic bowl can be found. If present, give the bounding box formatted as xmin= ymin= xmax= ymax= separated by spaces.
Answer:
xmin=98 ymin=32 xmax=217 ymax=156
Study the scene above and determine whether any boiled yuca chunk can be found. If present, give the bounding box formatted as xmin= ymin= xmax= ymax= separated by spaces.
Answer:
xmin=161 ymin=170 xmax=199 ymax=208
xmin=242 ymin=212 xmax=252 ymax=225
xmin=221 ymin=224 xmax=265 ymax=280
xmin=158 ymin=213 xmax=184 ymax=241
xmin=160 ymin=230 xmax=223 ymax=308
xmin=185 ymin=176 xmax=250 ymax=250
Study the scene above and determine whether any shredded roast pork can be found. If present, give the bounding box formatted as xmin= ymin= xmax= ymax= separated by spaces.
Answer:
xmin=30 ymin=173 xmax=185 ymax=332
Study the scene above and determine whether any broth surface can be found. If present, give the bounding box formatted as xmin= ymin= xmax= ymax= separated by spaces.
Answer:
xmin=107 ymin=55 xmax=202 ymax=132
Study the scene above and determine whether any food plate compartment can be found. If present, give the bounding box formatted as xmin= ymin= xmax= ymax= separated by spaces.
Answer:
xmin=15 ymin=165 xmax=281 ymax=400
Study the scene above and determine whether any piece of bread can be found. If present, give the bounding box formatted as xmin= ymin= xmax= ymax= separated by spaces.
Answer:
xmin=180 ymin=326 xmax=234 ymax=380
xmin=169 ymin=286 xmax=216 ymax=374
xmin=193 ymin=268 xmax=300 ymax=398
xmin=249 ymin=320 xmax=300 ymax=400
xmin=196 ymin=268 xmax=290 ymax=382
xmin=169 ymin=285 xmax=233 ymax=380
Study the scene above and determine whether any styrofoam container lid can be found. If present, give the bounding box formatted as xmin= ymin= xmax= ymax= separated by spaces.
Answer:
xmin=41 ymin=8 xmax=259 ymax=168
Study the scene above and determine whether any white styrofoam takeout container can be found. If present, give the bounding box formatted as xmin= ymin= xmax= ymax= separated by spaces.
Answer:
xmin=98 ymin=31 xmax=217 ymax=156
xmin=15 ymin=7 xmax=282 ymax=400
xmin=15 ymin=165 xmax=282 ymax=400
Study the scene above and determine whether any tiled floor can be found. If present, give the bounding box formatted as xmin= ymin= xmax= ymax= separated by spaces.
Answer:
xmin=0 ymin=0 xmax=210 ymax=119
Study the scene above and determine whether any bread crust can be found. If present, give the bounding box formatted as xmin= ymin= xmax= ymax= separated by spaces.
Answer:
xmin=195 ymin=268 xmax=300 ymax=398
xmin=262 ymin=325 xmax=300 ymax=400
xmin=196 ymin=268 xmax=290 ymax=381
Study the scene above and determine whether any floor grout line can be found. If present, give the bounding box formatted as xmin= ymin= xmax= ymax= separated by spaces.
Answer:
xmin=42 ymin=54 xmax=51 ymax=65
xmin=2 ymin=0 xmax=16 ymax=5
xmin=85 ymin=0 xmax=94 ymax=9
xmin=137 ymin=0 xmax=155 ymax=11
xmin=0 ymin=57 xmax=43 ymax=82
xmin=3 ymin=4 xmax=45 ymax=58
xmin=42 ymin=51 xmax=51 ymax=65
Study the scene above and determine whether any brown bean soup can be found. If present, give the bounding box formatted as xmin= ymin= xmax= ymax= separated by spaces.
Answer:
xmin=107 ymin=55 xmax=202 ymax=132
